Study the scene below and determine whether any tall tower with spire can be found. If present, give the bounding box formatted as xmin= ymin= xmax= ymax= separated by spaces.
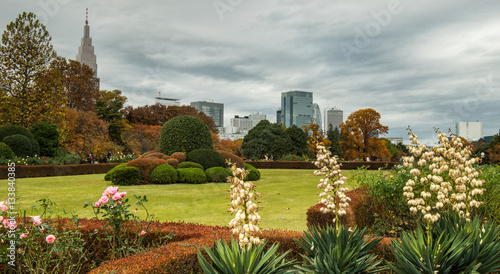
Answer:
xmin=76 ymin=8 xmax=99 ymax=84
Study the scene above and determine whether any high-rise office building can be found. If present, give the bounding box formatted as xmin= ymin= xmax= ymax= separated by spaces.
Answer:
xmin=325 ymin=107 xmax=343 ymax=131
xmin=230 ymin=115 xmax=252 ymax=132
xmin=456 ymin=121 xmax=483 ymax=141
xmin=190 ymin=101 xmax=224 ymax=128
xmin=76 ymin=8 xmax=99 ymax=88
xmin=276 ymin=109 xmax=282 ymax=124
xmin=281 ymin=90 xmax=313 ymax=128
xmin=312 ymin=103 xmax=322 ymax=131
xmin=249 ymin=112 xmax=266 ymax=127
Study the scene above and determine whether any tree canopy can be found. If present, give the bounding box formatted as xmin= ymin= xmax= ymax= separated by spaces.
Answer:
xmin=242 ymin=120 xmax=293 ymax=160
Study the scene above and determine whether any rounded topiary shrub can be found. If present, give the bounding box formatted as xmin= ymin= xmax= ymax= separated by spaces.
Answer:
xmin=144 ymin=152 xmax=166 ymax=159
xmin=166 ymin=158 xmax=179 ymax=168
xmin=170 ymin=152 xmax=187 ymax=163
xmin=150 ymin=164 xmax=178 ymax=184
xmin=159 ymin=116 xmax=213 ymax=155
xmin=2 ymin=134 xmax=32 ymax=158
xmin=139 ymin=150 xmax=159 ymax=158
xmin=244 ymin=163 xmax=261 ymax=181
xmin=0 ymin=142 xmax=14 ymax=159
xmin=30 ymin=122 xmax=59 ymax=157
xmin=104 ymin=163 xmax=126 ymax=181
xmin=112 ymin=167 xmax=142 ymax=186
xmin=126 ymin=158 xmax=167 ymax=183
xmin=187 ymin=148 xmax=225 ymax=170
xmin=205 ymin=167 xmax=231 ymax=183
xmin=177 ymin=161 xmax=204 ymax=170
xmin=177 ymin=168 xmax=207 ymax=184
xmin=0 ymin=125 xmax=39 ymax=156
xmin=217 ymin=150 xmax=244 ymax=168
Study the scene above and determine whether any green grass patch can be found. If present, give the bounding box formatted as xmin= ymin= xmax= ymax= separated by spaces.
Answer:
xmin=0 ymin=169 xmax=361 ymax=232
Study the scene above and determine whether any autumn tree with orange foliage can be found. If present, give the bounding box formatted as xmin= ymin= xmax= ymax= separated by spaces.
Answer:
xmin=302 ymin=121 xmax=330 ymax=157
xmin=60 ymin=109 xmax=114 ymax=158
xmin=123 ymin=124 xmax=162 ymax=155
xmin=212 ymin=132 xmax=243 ymax=156
xmin=340 ymin=108 xmax=391 ymax=160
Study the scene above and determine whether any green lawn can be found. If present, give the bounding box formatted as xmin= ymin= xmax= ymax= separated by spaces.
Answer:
xmin=0 ymin=169 xmax=360 ymax=232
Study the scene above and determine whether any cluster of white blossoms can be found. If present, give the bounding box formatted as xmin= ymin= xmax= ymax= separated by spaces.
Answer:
xmin=314 ymin=145 xmax=351 ymax=226
xmin=403 ymin=128 xmax=484 ymax=223
xmin=227 ymin=163 xmax=262 ymax=249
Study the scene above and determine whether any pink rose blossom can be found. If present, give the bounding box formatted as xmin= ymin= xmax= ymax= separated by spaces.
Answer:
xmin=99 ymin=195 xmax=109 ymax=205
xmin=120 ymin=192 xmax=127 ymax=197
xmin=0 ymin=216 xmax=3 ymax=222
xmin=31 ymin=216 xmax=42 ymax=226
xmin=3 ymin=219 xmax=10 ymax=228
xmin=103 ymin=186 xmax=119 ymax=197
xmin=112 ymin=192 xmax=122 ymax=201
xmin=139 ymin=230 xmax=146 ymax=236
xmin=95 ymin=201 xmax=101 ymax=207
xmin=1 ymin=204 xmax=7 ymax=212
xmin=20 ymin=232 xmax=29 ymax=239
xmin=45 ymin=235 xmax=55 ymax=243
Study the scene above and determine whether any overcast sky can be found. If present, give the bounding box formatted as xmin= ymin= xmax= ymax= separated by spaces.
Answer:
xmin=1 ymin=0 xmax=499 ymax=144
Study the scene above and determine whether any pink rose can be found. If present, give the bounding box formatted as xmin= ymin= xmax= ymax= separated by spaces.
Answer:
xmin=112 ymin=192 xmax=122 ymax=201
xmin=103 ymin=186 xmax=119 ymax=197
xmin=45 ymin=235 xmax=55 ymax=243
xmin=0 ymin=216 xmax=3 ymax=222
xmin=1 ymin=204 xmax=7 ymax=212
xmin=3 ymin=219 xmax=10 ymax=228
xmin=95 ymin=201 xmax=101 ymax=207
xmin=139 ymin=230 xmax=146 ymax=236
xmin=120 ymin=192 xmax=127 ymax=197
xmin=31 ymin=216 xmax=42 ymax=226
xmin=20 ymin=232 xmax=29 ymax=239
xmin=99 ymin=195 xmax=109 ymax=205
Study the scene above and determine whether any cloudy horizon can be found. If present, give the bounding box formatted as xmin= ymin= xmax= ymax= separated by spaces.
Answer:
xmin=1 ymin=0 xmax=499 ymax=145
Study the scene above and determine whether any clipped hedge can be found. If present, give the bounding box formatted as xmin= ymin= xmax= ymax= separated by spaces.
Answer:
xmin=166 ymin=158 xmax=179 ymax=168
xmin=205 ymin=167 xmax=231 ymax=183
xmin=144 ymin=152 xmax=167 ymax=159
xmin=187 ymin=148 xmax=225 ymax=170
xmin=104 ymin=163 xmax=126 ymax=181
xmin=177 ymin=168 xmax=207 ymax=184
xmin=244 ymin=163 xmax=260 ymax=181
xmin=177 ymin=161 xmax=204 ymax=170
xmin=150 ymin=164 xmax=178 ymax=184
xmin=126 ymin=158 xmax=167 ymax=183
xmin=159 ymin=116 xmax=213 ymax=155
xmin=0 ymin=125 xmax=39 ymax=155
xmin=0 ymin=142 xmax=14 ymax=159
xmin=0 ymin=163 xmax=120 ymax=179
xmin=217 ymin=150 xmax=244 ymax=168
xmin=112 ymin=166 xmax=142 ymax=186
xmin=170 ymin=152 xmax=187 ymax=163
xmin=2 ymin=134 xmax=33 ymax=157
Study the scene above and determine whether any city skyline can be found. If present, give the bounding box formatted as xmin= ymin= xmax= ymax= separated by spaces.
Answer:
xmin=1 ymin=1 xmax=499 ymax=144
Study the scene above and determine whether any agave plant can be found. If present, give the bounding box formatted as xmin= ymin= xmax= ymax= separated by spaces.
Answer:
xmin=295 ymin=225 xmax=387 ymax=273
xmin=197 ymin=237 xmax=297 ymax=274
xmin=389 ymin=213 xmax=500 ymax=274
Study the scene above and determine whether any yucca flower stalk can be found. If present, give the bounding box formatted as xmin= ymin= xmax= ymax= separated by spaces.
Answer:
xmin=227 ymin=162 xmax=262 ymax=249
xmin=314 ymin=144 xmax=350 ymax=231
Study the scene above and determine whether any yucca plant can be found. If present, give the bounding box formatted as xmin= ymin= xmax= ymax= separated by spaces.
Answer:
xmin=389 ymin=213 xmax=500 ymax=274
xmin=295 ymin=225 xmax=387 ymax=273
xmin=197 ymin=237 xmax=297 ymax=274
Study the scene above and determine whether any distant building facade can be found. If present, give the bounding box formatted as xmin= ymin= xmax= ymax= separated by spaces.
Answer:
xmin=276 ymin=109 xmax=282 ymax=124
xmin=231 ymin=115 xmax=252 ymax=132
xmin=76 ymin=9 xmax=99 ymax=87
xmin=456 ymin=121 xmax=483 ymax=141
xmin=190 ymin=101 xmax=224 ymax=128
xmin=312 ymin=103 xmax=322 ymax=131
xmin=325 ymin=107 xmax=343 ymax=131
xmin=249 ymin=112 xmax=266 ymax=127
xmin=281 ymin=90 xmax=313 ymax=128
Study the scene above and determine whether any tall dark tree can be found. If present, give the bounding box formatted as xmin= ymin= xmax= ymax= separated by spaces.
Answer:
xmin=242 ymin=120 xmax=293 ymax=160
xmin=327 ymin=125 xmax=342 ymax=157
xmin=30 ymin=122 xmax=60 ymax=157
xmin=285 ymin=125 xmax=309 ymax=156
xmin=0 ymin=12 xmax=65 ymax=127
xmin=96 ymin=90 xmax=127 ymax=145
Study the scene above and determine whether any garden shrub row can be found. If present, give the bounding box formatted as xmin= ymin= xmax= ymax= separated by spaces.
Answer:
xmin=0 ymin=163 xmax=120 ymax=179
xmin=246 ymin=161 xmax=398 ymax=170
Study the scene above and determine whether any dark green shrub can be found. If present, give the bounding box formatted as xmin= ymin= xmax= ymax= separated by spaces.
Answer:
xmin=205 ymin=167 xmax=231 ymax=182
xmin=216 ymin=150 xmax=244 ymax=168
xmin=177 ymin=161 xmax=204 ymax=170
xmin=0 ymin=125 xmax=39 ymax=155
xmin=187 ymin=148 xmax=225 ymax=170
xmin=104 ymin=163 xmax=127 ymax=181
xmin=159 ymin=116 xmax=213 ymax=155
xmin=2 ymin=134 xmax=32 ymax=157
xmin=0 ymin=142 xmax=14 ymax=159
xmin=30 ymin=122 xmax=60 ymax=157
xmin=177 ymin=168 xmax=207 ymax=184
xmin=126 ymin=158 xmax=168 ymax=183
xmin=150 ymin=164 xmax=178 ymax=184
xmin=112 ymin=167 xmax=142 ymax=186
xmin=244 ymin=163 xmax=260 ymax=181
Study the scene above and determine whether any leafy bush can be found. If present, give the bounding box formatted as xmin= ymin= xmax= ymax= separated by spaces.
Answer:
xmin=159 ymin=115 xmax=213 ymax=155
xmin=244 ymin=163 xmax=260 ymax=181
xmin=2 ymin=134 xmax=32 ymax=157
xmin=126 ymin=158 xmax=167 ymax=183
xmin=0 ymin=142 xmax=14 ymax=159
xmin=187 ymin=148 xmax=225 ymax=170
xmin=105 ymin=163 xmax=127 ymax=181
xmin=144 ymin=152 xmax=166 ymax=159
xmin=275 ymin=153 xmax=306 ymax=161
xmin=166 ymin=158 xmax=179 ymax=168
xmin=177 ymin=168 xmax=207 ymax=184
xmin=205 ymin=167 xmax=231 ymax=182
xmin=389 ymin=213 xmax=500 ymax=274
xmin=108 ymin=153 xmax=137 ymax=163
xmin=150 ymin=164 xmax=178 ymax=184
xmin=30 ymin=122 xmax=60 ymax=157
xmin=217 ymin=150 xmax=244 ymax=168
xmin=177 ymin=161 xmax=204 ymax=170
xmin=112 ymin=167 xmax=142 ymax=186
xmin=296 ymin=225 xmax=387 ymax=273
xmin=0 ymin=125 xmax=39 ymax=155
xmin=138 ymin=150 xmax=159 ymax=158
xmin=473 ymin=165 xmax=500 ymax=224
xmin=198 ymin=238 xmax=297 ymax=273
xmin=170 ymin=152 xmax=187 ymax=163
